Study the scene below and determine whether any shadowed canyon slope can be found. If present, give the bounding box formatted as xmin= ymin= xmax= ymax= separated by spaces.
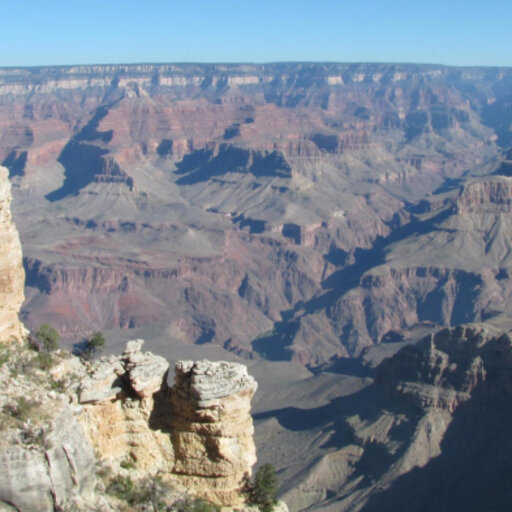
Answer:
xmin=254 ymin=323 xmax=512 ymax=512
xmin=2 ymin=63 xmax=512 ymax=365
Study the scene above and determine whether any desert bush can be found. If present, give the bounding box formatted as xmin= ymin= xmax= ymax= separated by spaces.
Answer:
xmin=0 ymin=343 xmax=10 ymax=367
xmin=120 ymin=456 xmax=136 ymax=470
xmin=4 ymin=397 xmax=39 ymax=420
xmin=172 ymin=498 xmax=220 ymax=512
xmin=35 ymin=323 xmax=60 ymax=352
xmin=49 ymin=377 xmax=66 ymax=392
xmin=35 ymin=351 xmax=54 ymax=370
xmin=80 ymin=330 xmax=106 ymax=360
xmin=107 ymin=475 xmax=147 ymax=504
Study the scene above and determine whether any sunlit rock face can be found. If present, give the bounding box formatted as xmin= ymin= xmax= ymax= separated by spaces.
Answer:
xmin=76 ymin=343 xmax=260 ymax=507
xmin=171 ymin=360 xmax=258 ymax=505
xmin=0 ymin=166 xmax=25 ymax=342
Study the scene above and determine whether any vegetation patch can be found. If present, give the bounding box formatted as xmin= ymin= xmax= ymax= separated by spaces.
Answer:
xmin=248 ymin=464 xmax=279 ymax=512
xmin=0 ymin=343 xmax=11 ymax=367
xmin=172 ymin=498 xmax=220 ymax=512
xmin=3 ymin=397 xmax=41 ymax=422
xmin=106 ymin=474 xmax=177 ymax=510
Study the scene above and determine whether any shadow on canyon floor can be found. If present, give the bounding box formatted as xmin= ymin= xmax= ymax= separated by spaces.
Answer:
xmin=253 ymin=385 xmax=420 ymax=451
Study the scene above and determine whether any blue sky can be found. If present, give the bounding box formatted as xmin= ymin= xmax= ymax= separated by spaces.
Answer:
xmin=2 ymin=0 xmax=511 ymax=67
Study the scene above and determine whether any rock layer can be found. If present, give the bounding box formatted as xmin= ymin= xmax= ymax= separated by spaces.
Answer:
xmin=76 ymin=340 xmax=175 ymax=475
xmin=1 ymin=340 xmax=262 ymax=510
xmin=8 ymin=62 xmax=510 ymax=364
xmin=0 ymin=166 xmax=25 ymax=342
xmin=171 ymin=360 xmax=258 ymax=505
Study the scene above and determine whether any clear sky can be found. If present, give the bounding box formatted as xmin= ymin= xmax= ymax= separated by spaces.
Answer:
xmin=2 ymin=0 xmax=512 ymax=67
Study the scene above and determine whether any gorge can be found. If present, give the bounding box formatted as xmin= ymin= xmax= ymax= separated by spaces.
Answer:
xmin=2 ymin=62 xmax=512 ymax=511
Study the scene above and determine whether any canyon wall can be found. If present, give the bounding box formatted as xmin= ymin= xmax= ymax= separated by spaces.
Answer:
xmin=0 ymin=166 xmax=25 ymax=342
xmin=3 ymin=62 xmax=512 ymax=365
xmin=277 ymin=323 xmax=512 ymax=511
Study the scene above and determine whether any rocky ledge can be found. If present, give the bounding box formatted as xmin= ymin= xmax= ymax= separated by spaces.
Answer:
xmin=0 ymin=339 xmax=268 ymax=511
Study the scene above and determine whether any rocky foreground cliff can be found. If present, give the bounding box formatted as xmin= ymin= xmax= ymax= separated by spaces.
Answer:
xmin=0 ymin=165 xmax=282 ymax=511
xmin=0 ymin=339 xmax=271 ymax=511
xmin=0 ymin=166 xmax=25 ymax=341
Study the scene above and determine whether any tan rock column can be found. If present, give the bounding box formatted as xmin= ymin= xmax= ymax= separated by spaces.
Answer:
xmin=0 ymin=166 xmax=26 ymax=342
xmin=171 ymin=360 xmax=258 ymax=506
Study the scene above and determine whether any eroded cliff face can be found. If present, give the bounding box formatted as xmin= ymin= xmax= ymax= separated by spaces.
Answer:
xmin=276 ymin=323 xmax=512 ymax=512
xmin=76 ymin=340 xmax=175 ymax=477
xmin=0 ymin=348 xmax=99 ymax=512
xmin=0 ymin=166 xmax=25 ymax=342
xmin=1 ymin=339 xmax=263 ymax=511
xmin=7 ymin=62 xmax=511 ymax=365
xmin=75 ymin=342 xmax=260 ymax=506
xmin=171 ymin=360 xmax=258 ymax=505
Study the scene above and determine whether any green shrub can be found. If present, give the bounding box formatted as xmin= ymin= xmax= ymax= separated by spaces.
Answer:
xmin=35 ymin=351 xmax=55 ymax=370
xmin=120 ymin=456 xmax=135 ymax=470
xmin=106 ymin=475 xmax=152 ymax=505
xmin=3 ymin=397 xmax=41 ymax=422
xmin=250 ymin=464 xmax=279 ymax=512
xmin=49 ymin=378 xmax=66 ymax=392
xmin=81 ymin=331 xmax=106 ymax=360
xmin=173 ymin=498 xmax=220 ymax=512
xmin=35 ymin=323 xmax=60 ymax=352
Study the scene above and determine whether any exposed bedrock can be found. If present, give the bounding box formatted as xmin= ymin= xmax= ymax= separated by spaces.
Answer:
xmin=0 ymin=400 xmax=97 ymax=512
xmin=279 ymin=323 xmax=512 ymax=512
xmin=0 ymin=166 xmax=25 ymax=342
xmin=1 ymin=339 xmax=262 ymax=510
xmin=77 ymin=346 xmax=260 ymax=506
xmin=171 ymin=360 xmax=258 ymax=505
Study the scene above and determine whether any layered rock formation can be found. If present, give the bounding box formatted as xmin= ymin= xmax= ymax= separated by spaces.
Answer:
xmin=1 ymin=339 xmax=263 ymax=511
xmin=261 ymin=323 xmax=512 ymax=511
xmin=76 ymin=342 xmax=260 ymax=506
xmin=0 ymin=166 xmax=25 ymax=342
xmin=5 ymin=62 xmax=512 ymax=364
xmin=171 ymin=360 xmax=258 ymax=505
xmin=76 ymin=340 xmax=175 ymax=477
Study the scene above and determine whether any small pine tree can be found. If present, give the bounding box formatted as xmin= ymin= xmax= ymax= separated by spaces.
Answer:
xmin=251 ymin=464 xmax=278 ymax=512
xmin=35 ymin=323 xmax=60 ymax=352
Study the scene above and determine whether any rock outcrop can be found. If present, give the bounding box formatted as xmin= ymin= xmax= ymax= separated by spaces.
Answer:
xmin=377 ymin=323 xmax=511 ymax=411
xmin=1 ymin=340 xmax=263 ymax=510
xmin=77 ymin=350 xmax=262 ymax=507
xmin=171 ymin=360 xmax=258 ymax=505
xmin=0 ymin=166 xmax=25 ymax=342
xmin=275 ymin=323 xmax=512 ymax=512
xmin=0 ymin=350 xmax=98 ymax=512
xmin=76 ymin=340 xmax=175 ymax=477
